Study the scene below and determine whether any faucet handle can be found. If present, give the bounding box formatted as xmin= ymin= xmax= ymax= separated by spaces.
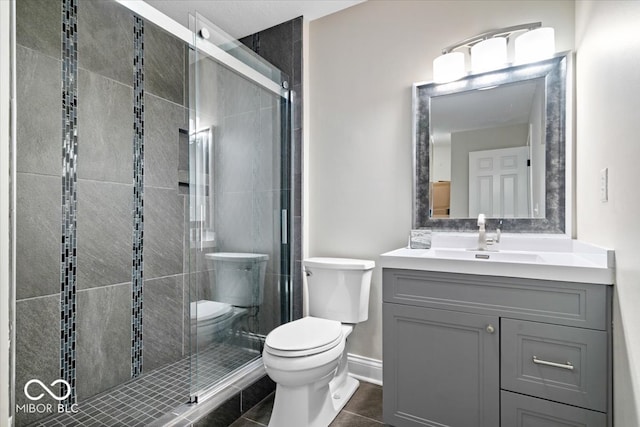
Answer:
xmin=477 ymin=213 xmax=486 ymax=226
xmin=486 ymin=229 xmax=501 ymax=246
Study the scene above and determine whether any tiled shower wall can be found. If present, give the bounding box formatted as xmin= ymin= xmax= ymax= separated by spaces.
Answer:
xmin=240 ymin=16 xmax=304 ymax=320
xmin=14 ymin=1 xmax=301 ymax=424
xmin=15 ymin=0 xmax=187 ymax=424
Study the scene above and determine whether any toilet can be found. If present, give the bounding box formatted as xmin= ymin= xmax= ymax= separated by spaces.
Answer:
xmin=190 ymin=299 xmax=242 ymax=344
xmin=262 ymin=257 xmax=375 ymax=427
xmin=191 ymin=252 xmax=268 ymax=347
xmin=206 ymin=252 xmax=268 ymax=307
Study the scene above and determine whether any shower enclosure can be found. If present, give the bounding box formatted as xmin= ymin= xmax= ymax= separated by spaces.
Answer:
xmin=10 ymin=1 xmax=292 ymax=425
xmin=186 ymin=11 xmax=293 ymax=401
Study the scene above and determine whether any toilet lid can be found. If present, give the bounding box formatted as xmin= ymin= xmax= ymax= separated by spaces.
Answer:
xmin=190 ymin=300 xmax=233 ymax=321
xmin=265 ymin=317 xmax=343 ymax=357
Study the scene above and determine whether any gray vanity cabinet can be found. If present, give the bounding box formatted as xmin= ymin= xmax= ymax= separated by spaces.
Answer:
xmin=383 ymin=303 xmax=499 ymax=426
xmin=382 ymin=269 xmax=612 ymax=427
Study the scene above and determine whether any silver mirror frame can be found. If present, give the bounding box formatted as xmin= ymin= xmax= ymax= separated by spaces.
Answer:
xmin=413 ymin=53 xmax=570 ymax=233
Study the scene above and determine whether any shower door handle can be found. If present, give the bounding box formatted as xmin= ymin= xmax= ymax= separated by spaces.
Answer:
xmin=281 ymin=209 xmax=288 ymax=245
xmin=200 ymin=205 xmax=204 ymax=251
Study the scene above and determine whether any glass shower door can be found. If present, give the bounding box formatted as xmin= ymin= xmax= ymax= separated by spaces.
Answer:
xmin=187 ymin=12 xmax=292 ymax=399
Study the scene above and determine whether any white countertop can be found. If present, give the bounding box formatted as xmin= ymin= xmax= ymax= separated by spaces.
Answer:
xmin=380 ymin=234 xmax=615 ymax=284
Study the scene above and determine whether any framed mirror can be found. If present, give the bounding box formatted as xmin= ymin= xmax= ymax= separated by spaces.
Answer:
xmin=413 ymin=53 xmax=570 ymax=233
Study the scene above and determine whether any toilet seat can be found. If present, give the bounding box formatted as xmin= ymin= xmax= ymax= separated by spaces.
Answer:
xmin=265 ymin=317 xmax=343 ymax=357
xmin=191 ymin=300 xmax=246 ymax=348
xmin=191 ymin=300 xmax=234 ymax=322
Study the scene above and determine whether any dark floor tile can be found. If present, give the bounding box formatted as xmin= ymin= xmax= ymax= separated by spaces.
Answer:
xmin=243 ymin=393 xmax=274 ymax=426
xmin=241 ymin=375 xmax=276 ymax=413
xmin=329 ymin=411 xmax=384 ymax=427
xmin=343 ymin=382 xmax=383 ymax=422
xmin=192 ymin=393 xmax=241 ymax=427
xmin=229 ymin=417 xmax=265 ymax=427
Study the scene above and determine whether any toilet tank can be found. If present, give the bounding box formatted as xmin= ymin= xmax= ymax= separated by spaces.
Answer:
xmin=205 ymin=252 xmax=268 ymax=307
xmin=303 ymin=257 xmax=375 ymax=323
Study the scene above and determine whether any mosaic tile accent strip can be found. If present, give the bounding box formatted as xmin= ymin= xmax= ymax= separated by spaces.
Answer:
xmin=60 ymin=0 xmax=78 ymax=410
xmin=131 ymin=15 xmax=145 ymax=378
xmin=35 ymin=343 xmax=260 ymax=427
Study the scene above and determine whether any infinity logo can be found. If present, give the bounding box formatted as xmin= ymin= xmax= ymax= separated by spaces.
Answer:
xmin=24 ymin=379 xmax=72 ymax=401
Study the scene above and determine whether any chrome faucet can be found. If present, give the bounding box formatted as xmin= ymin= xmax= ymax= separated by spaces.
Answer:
xmin=477 ymin=213 xmax=501 ymax=251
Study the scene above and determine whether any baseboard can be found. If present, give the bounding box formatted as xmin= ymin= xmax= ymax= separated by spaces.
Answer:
xmin=347 ymin=353 xmax=382 ymax=386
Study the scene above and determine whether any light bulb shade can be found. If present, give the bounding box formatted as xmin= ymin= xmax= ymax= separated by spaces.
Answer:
xmin=515 ymin=27 xmax=555 ymax=64
xmin=433 ymin=52 xmax=465 ymax=83
xmin=471 ymin=37 xmax=507 ymax=73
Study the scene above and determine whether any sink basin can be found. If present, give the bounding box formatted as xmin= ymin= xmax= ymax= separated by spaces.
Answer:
xmin=432 ymin=248 xmax=543 ymax=263
xmin=379 ymin=236 xmax=614 ymax=284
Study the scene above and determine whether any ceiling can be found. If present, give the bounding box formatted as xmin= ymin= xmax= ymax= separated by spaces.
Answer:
xmin=146 ymin=0 xmax=365 ymax=39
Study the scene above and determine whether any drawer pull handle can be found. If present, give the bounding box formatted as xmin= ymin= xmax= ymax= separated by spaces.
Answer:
xmin=532 ymin=356 xmax=574 ymax=371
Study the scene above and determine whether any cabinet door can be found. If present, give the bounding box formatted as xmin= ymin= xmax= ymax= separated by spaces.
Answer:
xmin=383 ymin=303 xmax=499 ymax=427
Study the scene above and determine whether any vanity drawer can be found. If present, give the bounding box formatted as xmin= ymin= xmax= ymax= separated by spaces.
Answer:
xmin=501 ymin=319 xmax=608 ymax=412
xmin=501 ymin=391 xmax=607 ymax=427
xmin=383 ymin=269 xmax=609 ymax=329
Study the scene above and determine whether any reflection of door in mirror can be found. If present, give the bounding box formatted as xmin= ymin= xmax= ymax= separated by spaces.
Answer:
xmin=431 ymin=78 xmax=546 ymax=219
xmin=431 ymin=181 xmax=450 ymax=218
xmin=468 ymin=147 xmax=529 ymax=218
xmin=449 ymin=123 xmax=531 ymax=218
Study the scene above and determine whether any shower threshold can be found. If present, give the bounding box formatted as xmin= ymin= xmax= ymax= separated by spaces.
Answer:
xmin=32 ymin=343 xmax=261 ymax=427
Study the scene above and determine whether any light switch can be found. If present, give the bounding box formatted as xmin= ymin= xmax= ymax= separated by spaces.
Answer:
xmin=600 ymin=168 xmax=608 ymax=202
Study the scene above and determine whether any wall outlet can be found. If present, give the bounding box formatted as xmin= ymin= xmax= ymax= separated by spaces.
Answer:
xmin=600 ymin=168 xmax=608 ymax=202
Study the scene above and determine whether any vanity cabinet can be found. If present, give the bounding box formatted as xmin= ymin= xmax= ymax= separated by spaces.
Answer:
xmin=383 ymin=304 xmax=499 ymax=426
xmin=382 ymin=269 xmax=612 ymax=427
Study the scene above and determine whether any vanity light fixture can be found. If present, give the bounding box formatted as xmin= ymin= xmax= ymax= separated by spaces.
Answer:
xmin=471 ymin=37 xmax=507 ymax=72
xmin=432 ymin=22 xmax=555 ymax=83
xmin=514 ymin=27 xmax=555 ymax=64
xmin=433 ymin=51 xmax=465 ymax=83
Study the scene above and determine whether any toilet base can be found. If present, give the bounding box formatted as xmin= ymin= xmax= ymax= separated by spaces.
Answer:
xmin=329 ymin=374 xmax=360 ymax=419
xmin=267 ymin=373 xmax=359 ymax=427
xmin=265 ymin=324 xmax=359 ymax=427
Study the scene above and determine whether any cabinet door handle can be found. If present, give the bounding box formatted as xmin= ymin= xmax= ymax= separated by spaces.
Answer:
xmin=485 ymin=324 xmax=495 ymax=334
xmin=532 ymin=356 xmax=574 ymax=371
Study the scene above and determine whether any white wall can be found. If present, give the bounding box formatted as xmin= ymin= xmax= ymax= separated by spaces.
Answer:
xmin=1 ymin=0 xmax=12 ymax=423
xmin=307 ymin=0 xmax=574 ymax=361
xmin=575 ymin=1 xmax=640 ymax=424
xmin=431 ymin=139 xmax=451 ymax=182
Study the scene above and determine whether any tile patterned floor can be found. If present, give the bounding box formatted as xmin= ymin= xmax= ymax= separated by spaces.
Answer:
xmin=229 ymin=381 xmax=385 ymax=427
xmin=33 ymin=343 xmax=259 ymax=427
